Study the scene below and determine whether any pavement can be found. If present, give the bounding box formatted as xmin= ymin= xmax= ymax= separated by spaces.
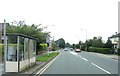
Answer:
xmin=0 ymin=62 xmax=4 ymax=76
xmin=87 ymin=52 xmax=120 ymax=61
xmin=19 ymin=50 xmax=60 ymax=75
xmin=20 ymin=62 xmax=46 ymax=74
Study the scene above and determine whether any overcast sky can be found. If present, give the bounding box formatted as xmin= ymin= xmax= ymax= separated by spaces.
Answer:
xmin=0 ymin=0 xmax=119 ymax=44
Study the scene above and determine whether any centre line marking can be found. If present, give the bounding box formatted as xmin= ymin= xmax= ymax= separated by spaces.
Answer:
xmin=92 ymin=63 xmax=111 ymax=74
xmin=82 ymin=58 xmax=88 ymax=61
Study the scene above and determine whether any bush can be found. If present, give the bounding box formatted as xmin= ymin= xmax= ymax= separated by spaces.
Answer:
xmin=0 ymin=44 xmax=17 ymax=55
xmin=88 ymin=47 xmax=111 ymax=54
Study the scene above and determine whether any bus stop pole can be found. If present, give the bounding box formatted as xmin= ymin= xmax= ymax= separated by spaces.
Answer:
xmin=4 ymin=19 xmax=7 ymax=74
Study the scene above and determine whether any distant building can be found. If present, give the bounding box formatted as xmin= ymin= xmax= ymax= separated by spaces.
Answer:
xmin=109 ymin=33 xmax=120 ymax=50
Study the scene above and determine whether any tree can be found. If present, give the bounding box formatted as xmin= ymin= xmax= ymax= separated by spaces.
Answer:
xmin=104 ymin=39 xmax=113 ymax=48
xmin=80 ymin=36 xmax=105 ymax=51
xmin=75 ymin=44 xmax=80 ymax=49
xmin=6 ymin=21 xmax=48 ymax=43
xmin=72 ymin=44 xmax=75 ymax=49
xmin=91 ymin=37 xmax=104 ymax=48
xmin=65 ymin=42 xmax=71 ymax=48
xmin=55 ymin=38 xmax=65 ymax=48
xmin=6 ymin=21 xmax=51 ymax=52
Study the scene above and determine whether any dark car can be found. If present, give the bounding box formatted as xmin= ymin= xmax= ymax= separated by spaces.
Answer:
xmin=70 ymin=48 xmax=73 ymax=51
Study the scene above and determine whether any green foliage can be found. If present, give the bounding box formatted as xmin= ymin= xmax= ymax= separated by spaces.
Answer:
xmin=0 ymin=44 xmax=17 ymax=56
xmin=6 ymin=22 xmax=47 ymax=43
xmin=6 ymin=21 xmax=50 ymax=51
xmin=36 ymin=52 xmax=60 ymax=62
xmin=91 ymin=37 xmax=104 ymax=48
xmin=104 ymin=39 xmax=113 ymax=48
xmin=88 ymin=47 xmax=111 ymax=54
xmin=65 ymin=42 xmax=71 ymax=48
xmin=75 ymin=44 xmax=80 ymax=49
xmin=55 ymin=38 xmax=65 ymax=48
xmin=81 ymin=36 xmax=105 ymax=51
xmin=80 ymin=43 xmax=85 ymax=51
xmin=38 ymin=43 xmax=47 ymax=51
xmin=0 ymin=44 xmax=17 ymax=50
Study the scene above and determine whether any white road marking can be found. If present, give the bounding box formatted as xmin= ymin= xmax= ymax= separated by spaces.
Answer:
xmin=70 ymin=52 xmax=88 ymax=62
xmin=82 ymin=58 xmax=88 ymax=61
xmin=79 ymin=55 xmax=82 ymax=58
xmin=92 ymin=63 xmax=111 ymax=74
xmin=36 ymin=53 xmax=61 ymax=75
xmin=70 ymin=51 xmax=78 ymax=56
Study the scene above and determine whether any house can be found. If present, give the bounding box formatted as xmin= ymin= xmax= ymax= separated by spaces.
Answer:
xmin=109 ymin=33 xmax=120 ymax=53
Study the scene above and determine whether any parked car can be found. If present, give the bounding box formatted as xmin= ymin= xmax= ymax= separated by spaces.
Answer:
xmin=70 ymin=48 xmax=73 ymax=51
xmin=75 ymin=49 xmax=81 ymax=52
xmin=64 ymin=48 xmax=68 ymax=51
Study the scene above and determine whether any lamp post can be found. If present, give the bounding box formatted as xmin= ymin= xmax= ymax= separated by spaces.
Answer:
xmin=81 ymin=29 xmax=87 ymax=51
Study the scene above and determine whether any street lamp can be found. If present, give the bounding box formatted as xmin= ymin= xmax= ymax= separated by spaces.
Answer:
xmin=81 ymin=29 xmax=87 ymax=51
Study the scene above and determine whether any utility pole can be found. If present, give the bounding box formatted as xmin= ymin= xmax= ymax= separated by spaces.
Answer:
xmin=4 ymin=19 xmax=7 ymax=74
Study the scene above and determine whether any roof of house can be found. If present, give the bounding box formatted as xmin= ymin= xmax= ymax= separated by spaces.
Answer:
xmin=109 ymin=33 xmax=120 ymax=38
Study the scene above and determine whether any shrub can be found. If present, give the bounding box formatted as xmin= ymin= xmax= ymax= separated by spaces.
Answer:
xmin=39 ymin=43 xmax=47 ymax=50
xmin=88 ymin=47 xmax=111 ymax=54
xmin=0 ymin=44 xmax=17 ymax=54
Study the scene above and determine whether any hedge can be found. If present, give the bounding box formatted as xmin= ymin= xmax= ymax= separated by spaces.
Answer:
xmin=88 ymin=47 xmax=111 ymax=54
xmin=0 ymin=44 xmax=17 ymax=53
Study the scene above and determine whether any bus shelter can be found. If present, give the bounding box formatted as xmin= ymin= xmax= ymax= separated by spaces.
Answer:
xmin=3 ymin=33 xmax=37 ymax=72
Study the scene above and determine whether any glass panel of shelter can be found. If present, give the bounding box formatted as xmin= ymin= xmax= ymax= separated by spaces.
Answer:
xmin=7 ymin=35 xmax=17 ymax=61
xmin=24 ymin=38 xmax=29 ymax=60
xmin=19 ymin=36 xmax=24 ymax=61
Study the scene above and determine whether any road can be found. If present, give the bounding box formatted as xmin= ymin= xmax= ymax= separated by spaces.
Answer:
xmin=37 ymin=49 xmax=119 ymax=75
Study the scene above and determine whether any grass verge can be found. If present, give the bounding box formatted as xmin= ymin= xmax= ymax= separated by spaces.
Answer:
xmin=36 ymin=52 xmax=60 ymax=62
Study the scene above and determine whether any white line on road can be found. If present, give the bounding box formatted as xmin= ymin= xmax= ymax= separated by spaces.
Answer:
xmin=91 ymin=63 xmax=111 ymax=74
xmin=36 ymin=53 xmax=61 ymax=75
xmin=82 ymin=58 xmax=88 ymax=61
xmin=70 ymin=51 xmax=78 ymax=56
xmin=79 ymin=55 xmax=82 ymax=58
